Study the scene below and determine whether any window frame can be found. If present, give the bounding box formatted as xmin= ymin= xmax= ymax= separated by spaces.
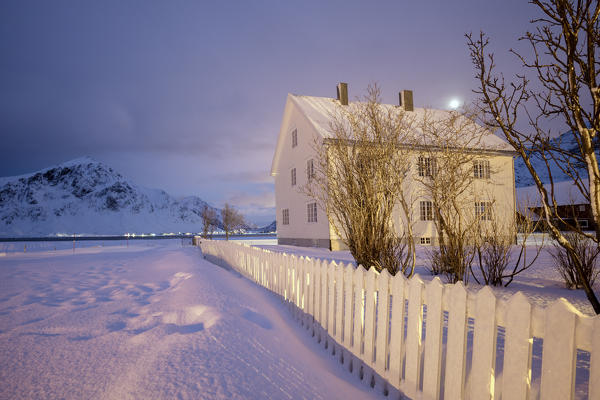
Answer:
xmin=307 ymin=159 xmax=315 ymax=181
xmin=291 ymin=129 xmax=298 ymax=148
xmin=418 ymin=156 xmax=436 ymax=178
xmin=291 ymin=168 xmax=296 ymax=186
xmin=420 ymin=200 xmax=433 ymax=221
xmin=307 ymin=202 xmax=318 ymax=223
xmin=473 ymin=159 xmax=491 ymax=179
xmin=475 ymin=201 xmax=493 ymax=221
xmin=282 ymin=208 xmax=290 ymax=225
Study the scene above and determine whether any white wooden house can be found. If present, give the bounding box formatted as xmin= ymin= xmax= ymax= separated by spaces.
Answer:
xmin=271 ymin=83 xmax=516 ymax=250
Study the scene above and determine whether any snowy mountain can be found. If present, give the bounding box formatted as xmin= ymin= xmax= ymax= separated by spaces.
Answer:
xmin=0 ymin=157 xmax=221 ymax=237
xmin=513 ymin=131 xmax=597 ymax=187
xmin=257 ymin=220 xmax=276 ymax=233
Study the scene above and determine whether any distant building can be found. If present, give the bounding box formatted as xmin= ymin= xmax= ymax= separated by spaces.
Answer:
xmin=270 ymin=83 xmax=516 ymax=250
xmin=517 ymin=180 xmax=595 ymax=231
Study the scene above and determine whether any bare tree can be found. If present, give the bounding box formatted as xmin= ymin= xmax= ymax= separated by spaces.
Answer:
xmin=467 ymin=0 xmax=600 ymax=313
xmin=416 ymin=109 xmax=501 ymax=283
xmin=473 ymin=203 xmax=544 ymax=286
xmin=201 ymin=205 xmax=218 ymax=239
xmin=304 ymin=84 xmax=417 ymax=276
xmin=221 ymin=203 xmax=245 ymax=241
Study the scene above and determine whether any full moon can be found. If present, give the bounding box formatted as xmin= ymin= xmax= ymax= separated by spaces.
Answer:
xmin=449 ymin=98 xmax=461 ymax=109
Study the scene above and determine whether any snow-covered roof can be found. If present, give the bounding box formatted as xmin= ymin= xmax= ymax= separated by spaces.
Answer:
xmin=271 ymin=93 xmax=514 ymax=175
xmin=290 ymin=94 xmax=513 ymax=149
xmin=516 ymin=180 xmax=589 ymax=208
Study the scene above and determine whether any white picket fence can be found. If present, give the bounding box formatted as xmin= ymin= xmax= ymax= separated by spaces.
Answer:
xmin=196 ymin=238 xmax=600 ymax=400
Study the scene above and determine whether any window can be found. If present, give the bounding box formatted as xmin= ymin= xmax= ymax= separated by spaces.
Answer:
xmin=418 ymin=156 xmax=436 ymax=177
xmin=475 ymin=201 xmax=493 ymax=220
xmin=473 ymin=160 xmax=491 ymax=179
xmin=282 ymin=209 xmax=289 ymax=225
xmin=420 ymin=201 xmax=433 ymax=221
xmin=291 ymin=168 xmax=296 ymax=186
xmin=420 ymin=237 xmax=431 ymax=245
xmin=307 ymin=202 xmax=317 ymax=223
xmin=307 ymin=159 xmax=315 ymax=181
xmin=579 ymin=204 xmax=586 ymax=212
xmin=580 ymin=219 xmax=589 ymax=229
xmin=291 ymin=129 xmax=298 ymax=148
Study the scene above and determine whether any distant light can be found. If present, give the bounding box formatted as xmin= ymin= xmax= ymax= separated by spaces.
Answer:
xmin=449 ymin=98 xmax=461 ymax=109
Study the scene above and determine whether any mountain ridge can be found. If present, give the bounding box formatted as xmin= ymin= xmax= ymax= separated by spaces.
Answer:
xmin=0 ymin=157 xmax=223 ymax=237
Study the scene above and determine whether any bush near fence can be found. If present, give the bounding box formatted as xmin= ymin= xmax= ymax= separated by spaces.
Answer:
xmin=197 ymin=238 xmax=600 ymax=400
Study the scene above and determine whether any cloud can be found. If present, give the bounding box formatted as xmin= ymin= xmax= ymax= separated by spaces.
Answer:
xmin=224 ymin=190 xmax=275 ymax=226
xmin=227 ymin=191 xmax=275 ymax=209
xmin=219 ymin=170 xmax=274 ymax=184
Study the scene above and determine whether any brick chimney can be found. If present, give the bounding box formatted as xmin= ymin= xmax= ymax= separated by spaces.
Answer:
xmin=337 ymin=82 xmax=348 ymax=105
xmin=399 ymin=90 xmax=414 ymax=111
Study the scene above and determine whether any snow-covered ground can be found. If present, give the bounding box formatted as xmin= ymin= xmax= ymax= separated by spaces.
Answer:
xmin=256 ymin=239 xmax=599 ymax=317
xmin=0 ymin=240 xmax=383 ymax=399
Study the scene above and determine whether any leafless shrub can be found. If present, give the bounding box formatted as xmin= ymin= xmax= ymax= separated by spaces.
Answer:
xmin=550 ymin=232 xmax=600 ymax=289
xmin=429 ymin=242 xmax=475 ymax=284
xmin=473 ymin=206 xmax=543 ymax=286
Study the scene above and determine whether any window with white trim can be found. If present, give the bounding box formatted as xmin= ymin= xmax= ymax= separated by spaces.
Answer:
xmin=282 ymin=208 xmax=289 ymax=225
xmin=475 ymin=201 xmax=493 ymax=220
xmin=291 ymin=168 xmax=296 ymax=186
xmin=307 ymin=159 xmax=315 ymax=181
xmin=291 ymin=129 xmax=298 ymax=148
xmin=307 ymin=202 xmax=317 ymax=223
xmin=420 ymin=237 xmax=431 ymax=245
xmin=418 ymin=156 xmax=436 ymax=178
xmin=473 ymin=160 xmax=491 ymax=179
xmin=420 ymin=201 xmax=433 ymax=221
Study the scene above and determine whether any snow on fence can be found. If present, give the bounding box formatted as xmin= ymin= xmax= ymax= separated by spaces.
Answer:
xmin=196 ymin=238 xmax=600 ymax=400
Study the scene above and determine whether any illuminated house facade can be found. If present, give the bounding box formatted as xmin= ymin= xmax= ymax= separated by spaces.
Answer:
xmin=271 ymin=83 xmax=516 ymax=250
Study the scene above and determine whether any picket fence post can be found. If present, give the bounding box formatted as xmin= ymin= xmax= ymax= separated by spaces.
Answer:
xmin=335 ymin=262 xmax=345 ymax=346
xmin=405 ymin=275 xmax=424 ymax=397
xmin=313 ymin=259 xmax=321 ymax=333
xmin=444 ymin=281 xmax=467 ymax=400
xmin=352 ymin=266 xmax=365 ymax=359
xmin=539 ymin=299 xmax=578 ymax=400
xmin=307 ymin=258 xmax=315 ymax=327
xmin=343 ymin=262 xmax=354 ymax=352
xmin=422 ymin=277 xmax=444 ymax=400
xmin=501 ymin=292 xmax=532 ymax=400
xmin=319 ymin=261 xmax=329 ymax=346
xmin=388 ymin=272 xmax=407 ymax=388
xmin=590 ymin=317 xmax=600 ymax=399
xmin=327 ymin=261 xmax=336 ymax=347
xmin=374 ymin=269 xmax=391 ymax=378
xmin=469 ymin=286 xmax=497 ymax=400
xmin=364 ymin=267 xmax=377 ymax=366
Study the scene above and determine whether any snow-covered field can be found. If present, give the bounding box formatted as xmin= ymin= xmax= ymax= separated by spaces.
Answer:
xmin=0 ymin=240 xmax=382 ymax=399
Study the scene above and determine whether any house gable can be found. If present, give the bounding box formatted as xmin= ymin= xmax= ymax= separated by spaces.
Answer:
xmin=271 ymin=94 xmax=334 ymax=177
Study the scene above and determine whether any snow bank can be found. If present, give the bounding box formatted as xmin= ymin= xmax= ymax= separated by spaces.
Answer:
xmin=0 ymin=241 xmax=382 ymax=399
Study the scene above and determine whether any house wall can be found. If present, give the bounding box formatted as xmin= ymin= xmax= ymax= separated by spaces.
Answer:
xmin=529 ymin=203 xmax=596 ymax=231
xmin=273 ymin=100 xmax=516 ymax=250
xmin=389 ymin=151 xmax=516 ymax=245
xmin=274 ymin=102 xmax=332 ymax=248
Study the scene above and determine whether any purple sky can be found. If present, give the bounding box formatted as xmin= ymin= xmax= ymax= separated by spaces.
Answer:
xmin=0 ymin=1 xmax=536 ymax=225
